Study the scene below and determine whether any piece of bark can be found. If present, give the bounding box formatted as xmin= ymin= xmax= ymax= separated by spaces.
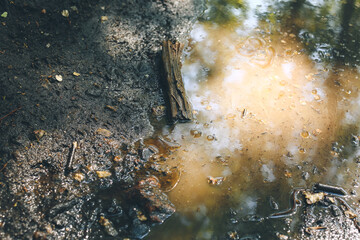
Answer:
xmin=162 ymin=40 xmax=192 ymax=122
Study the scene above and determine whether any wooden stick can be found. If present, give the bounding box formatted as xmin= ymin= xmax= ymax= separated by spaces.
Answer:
xmin=313 ymin=183 xmax=347 ymax=196
xmin=65 ymin=141 xmax=77 ymax=175
xmin=162 ymin=40 xmax=192 ymax=122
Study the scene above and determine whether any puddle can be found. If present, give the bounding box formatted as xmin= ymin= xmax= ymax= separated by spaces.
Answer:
xmin=146 ymin=0 xmax=360 ymax=239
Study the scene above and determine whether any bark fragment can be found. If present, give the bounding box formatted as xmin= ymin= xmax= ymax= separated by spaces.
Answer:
xmin=162 ymin=40 xmax=192 ymax=122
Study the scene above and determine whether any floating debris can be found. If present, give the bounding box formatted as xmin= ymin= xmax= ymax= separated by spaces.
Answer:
xmin=269 ymin=196 xmax=279 ymax=210
xmin=207 ymin=176 xmax=224 ymax=185
xmin=226 ymin=113 xmax=236 ymax=120
xmin=207 ymin=135 xmax=215 ymax=141
xmin=241 ymin=108 xmax=247 ymax=118
xmin=313 ymin=94 xmax=321 ymax=101
xmin=312 ymin=129 xmax=322 ymax=136
xmin=73 ymin=72 xmax=80 ymax=76
xmin=215 ymin=156 xmax=229 ymax=166
xmin=303 ymin=191 xmax=325 ymax=204
xmin=1 ymin=12 xmax=8 ymax=18
xmin=190 ymin=130 xmax=202 ymax=138
xmin=96 ymin=171 xmax=112 ymax=178
xmin=298 ymin=147 xmax=306 ymax=154
xmin=301 ymin=131 xmax=309 ymax=138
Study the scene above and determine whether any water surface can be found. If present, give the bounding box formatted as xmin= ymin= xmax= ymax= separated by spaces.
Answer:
xmin=147 ymin=0 xmax=360 ymax=239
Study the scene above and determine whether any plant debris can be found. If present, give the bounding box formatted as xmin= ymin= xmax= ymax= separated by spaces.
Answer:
xmin=96 ymin=170 xmax=112 ymax=178
xmin=303 ymin=191 xmax=326 ymax=204
xmin=61 ymin=10 xmax=69 ymax=17
xmin=305 ymin=226 xmax=327 ymax=234
xmin=207 ymin=176 xmax=224 ymax=185
xmin=101 ymin=16 xmax=108 ymax=22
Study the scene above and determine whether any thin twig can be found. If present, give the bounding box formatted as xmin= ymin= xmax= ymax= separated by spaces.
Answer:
xmin=65 ymin=141 xmax=77 ymax=175
xmin=0 ymin=106 xmax=22 ymax=123
xmin=0 ymin=162 xmax=8 ymax=172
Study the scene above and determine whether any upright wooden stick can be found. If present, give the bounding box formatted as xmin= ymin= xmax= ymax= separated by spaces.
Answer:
xmin=162 ymin=40 xmax=192 ymax=122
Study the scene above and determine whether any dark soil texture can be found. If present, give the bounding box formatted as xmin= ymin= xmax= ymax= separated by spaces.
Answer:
xmin=0 ymin=0 xmax=203 ymax=239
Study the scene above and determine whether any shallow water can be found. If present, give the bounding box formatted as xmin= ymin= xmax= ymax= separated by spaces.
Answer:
xmin=146 ymin=0 xmax=360 ymax=239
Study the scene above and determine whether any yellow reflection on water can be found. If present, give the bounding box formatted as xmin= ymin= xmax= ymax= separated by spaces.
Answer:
xmin=159 ymin=20 xmax=360 ymax=213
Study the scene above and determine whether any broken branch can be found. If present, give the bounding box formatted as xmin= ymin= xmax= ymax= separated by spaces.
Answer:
xmin=162 ymin=40 xmax=192 ymax=122
xmin=0 ymin=106 xmax=22 ymax=123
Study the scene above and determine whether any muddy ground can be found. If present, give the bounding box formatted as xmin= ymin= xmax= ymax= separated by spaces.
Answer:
xmin=1 ymin=0 xmax=360 ymax=239
xmin=0 ymin=0 xmax=203 ymax=239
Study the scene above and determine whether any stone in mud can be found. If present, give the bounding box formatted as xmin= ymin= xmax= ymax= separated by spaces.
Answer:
xmin=33 ymin=231 xmax=47 ymax=240
xmin=302 ymin=171 xmax=310 ymax=180
xmin=74 ymin=173 xmax=85 ymax=182
xmin=330 ymin=205 xmax=342 ymax=217
xmin=130 ymin=176 xmax=175 ymax=224
xmin=34 ymin=129 xmax=46 ymax=140
xmin=99 ymin=216 xmax=118 ymax=237
xmin=95 ymin=128 xmax=112 ymax=137
xmin=129 ymin=218 xmax=150 ymax=239
xmin=96 ymin=170 xmax=112 ymax=178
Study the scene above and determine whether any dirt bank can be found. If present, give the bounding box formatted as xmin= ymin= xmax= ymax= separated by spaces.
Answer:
xmin=0 ymin=0 xmax=203 ymax=239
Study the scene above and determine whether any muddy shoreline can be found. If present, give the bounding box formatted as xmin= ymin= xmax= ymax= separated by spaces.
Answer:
xmin=0 ymin=0 xmax=203 ymax=239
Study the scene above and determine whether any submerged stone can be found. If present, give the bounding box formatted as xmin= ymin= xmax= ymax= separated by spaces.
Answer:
xmin=130 ymin=176 xmax=175 ymax=224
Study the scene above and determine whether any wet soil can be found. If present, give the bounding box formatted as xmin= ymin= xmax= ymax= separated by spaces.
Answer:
xmin=0 ymin=0 xmax=203 ymax=239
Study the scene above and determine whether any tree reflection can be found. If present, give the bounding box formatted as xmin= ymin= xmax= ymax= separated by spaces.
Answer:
xmin=199 ymin=0 xmax=246 ymax=26
xmin=272 ymin=0 xmax=360 ymax=66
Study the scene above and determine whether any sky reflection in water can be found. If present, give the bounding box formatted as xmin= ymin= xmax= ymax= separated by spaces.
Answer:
xmin=148 ymin=0 xmax=360 ymax=239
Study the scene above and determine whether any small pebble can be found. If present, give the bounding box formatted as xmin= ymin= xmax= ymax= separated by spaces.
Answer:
xmin=74 ymin=173 xmax=84 ymax=182
xmin=96 ymin=171 xmax=112 ymax=178
xmin=55 ymin=75 xmax=63 ymax=82
xmin=61 ymin=10 xmax=69 ymax=17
